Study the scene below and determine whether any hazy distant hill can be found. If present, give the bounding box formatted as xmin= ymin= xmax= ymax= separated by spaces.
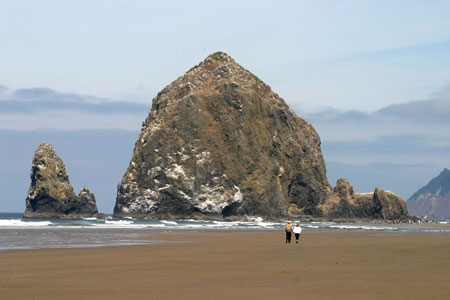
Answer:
xmin=407 ymin=168 xmax=450 ymax=220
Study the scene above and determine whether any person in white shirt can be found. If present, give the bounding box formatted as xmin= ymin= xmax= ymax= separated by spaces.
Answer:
xmin=293 ymin=223 xmax=302 ymax=244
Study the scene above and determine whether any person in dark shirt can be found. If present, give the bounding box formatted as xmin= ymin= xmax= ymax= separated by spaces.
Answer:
xmin=285 ymin=222 xmax=293 ymax=243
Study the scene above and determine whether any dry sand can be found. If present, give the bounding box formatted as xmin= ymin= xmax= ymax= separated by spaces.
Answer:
xmin=1 ymin=232 xmax=450 ymax=300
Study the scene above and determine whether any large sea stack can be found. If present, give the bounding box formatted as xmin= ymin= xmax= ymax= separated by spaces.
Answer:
xmin=24 ymin=142 xmax=98 ymax=219
xmin=114 ymin=52 xmax=332 ymax=219
xmin=114 ymin=52 xmax=411 ymax=220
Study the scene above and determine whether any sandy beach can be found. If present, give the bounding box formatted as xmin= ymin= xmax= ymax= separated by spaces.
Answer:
xmin=1 ymin=231 xmax=449 ymax=300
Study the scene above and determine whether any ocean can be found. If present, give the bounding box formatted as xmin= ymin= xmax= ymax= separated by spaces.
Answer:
xmin=1 ymin=212 xmax=449 ymax=251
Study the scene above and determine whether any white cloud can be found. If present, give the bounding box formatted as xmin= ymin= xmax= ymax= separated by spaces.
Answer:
xmin=302 ymin=84 xmax=450 ymax=198
xmin=0 ymin=111 xmax=146 ymax=131
xmin=303 ymin=84 xmax=450 ymax=142
xmin=0 ymin=86 xmax=149 ymax=130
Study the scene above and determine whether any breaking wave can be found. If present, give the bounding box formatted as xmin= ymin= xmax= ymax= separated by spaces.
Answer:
xmin=0 ymin=219 xmax=52 ymax=227
xmin=0 ymin=214 xmax=448 ymax=233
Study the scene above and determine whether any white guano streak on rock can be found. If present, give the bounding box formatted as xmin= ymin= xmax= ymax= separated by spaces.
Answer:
xmin=158 ymin=184 xmax=171 ymax=191
xmin=196 ymin=151 xmax=211 ymax=166
xmin=166 ymin=164 xmax=185 ymax=180
xmin=233 ymin=185 xmax=243 ymax=203
xmin=178 ymin=190 xmax=191 ymax=200
xmin=195 ymin=185 xmax=243 ymax=213
xmin=149 ymin=123 xmax=161 ymax=134
xmin=128 ymin=188 xmax=158 ymax=213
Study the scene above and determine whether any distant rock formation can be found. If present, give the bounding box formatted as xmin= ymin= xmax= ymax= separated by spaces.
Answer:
xmin=113 ymin=52 xmax=410 ymax=221
xmin=407 ymin=168 xmax=450 ymax=220
xmin=372 ymin=187 xmax=409 ymax=220
xmin=114 ymin=52 xmax=332 ymax=219
xmin=24 ymin=142 xmax=99 ymax=219
xmin=79 ymin=186 xmax=98 ymax=215
xmin=320 ymin=179 xmax=410 ymax=220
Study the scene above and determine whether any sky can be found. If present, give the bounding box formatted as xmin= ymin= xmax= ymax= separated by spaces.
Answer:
xmin=1 ymin=0 xmax=450 ymax=212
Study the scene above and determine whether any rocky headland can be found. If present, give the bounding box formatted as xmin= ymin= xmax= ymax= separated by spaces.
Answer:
xmin=24 ymin=142 xmax=99 ymax=219
xmin=320 ymin=179 xmax=410 ymax=221
xmin=407 ymin=168 xmax=450 ymax=220
xmin=113 ymin=52 xmax=411 ymax=221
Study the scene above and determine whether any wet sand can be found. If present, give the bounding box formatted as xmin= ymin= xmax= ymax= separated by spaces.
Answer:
xmin=1 ymin=232 xmax=450 ymax=300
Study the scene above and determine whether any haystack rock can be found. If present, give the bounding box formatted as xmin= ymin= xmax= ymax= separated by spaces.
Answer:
xmin=407 ymin=168 xmax=450 ymax=220
xmin=114 ymin=52 xmax=412 ymax=220
xmin=114 ymin=52 xmax=332 ymax=219
xmin=24 ymin=142 xmax=98 ymax=219
xmin=320 ymin=179 xmax=410 ymax=220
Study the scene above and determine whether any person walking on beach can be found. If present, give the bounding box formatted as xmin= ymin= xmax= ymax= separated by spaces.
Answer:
xmin=293 ymin=223 xmax=302 ymax=244
xmin=285 ymin=222 xmax=293 ymax=243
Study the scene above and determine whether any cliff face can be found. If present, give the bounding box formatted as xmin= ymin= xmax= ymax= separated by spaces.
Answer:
xmin=24 ymin=142 xmax=98 ymax=219
xmin=320 ymin=179 xmax=409 ymax=220
xmin=114 ymin=52 xmax=332 ymax=219
xmin=407 ymin=168 xmax=450 ymax=220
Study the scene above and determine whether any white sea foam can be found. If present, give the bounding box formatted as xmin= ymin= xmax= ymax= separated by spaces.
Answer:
xmin=306 ymin=225 xmax=319 ymax=229
xmin=0 ymin=219 xmax=52 ymax=227
xmin=91 ymin=223 xmax=165 ymax=229
xmin=212 ymin=221 xmax=240 ymax=227
xmin=105 ymin=220 xmax=133 ymax=225
xmin=360 ymin=226 xmax=398 ymax=231
xmin=145 ymin=224 xmax=166 ymax=228
xmin=181 ymin=224 xmax=206 ymax=228
xmin=329 ymin=225 xmax=361 ymax=230
xmin=0 ymin=217 xmax=431 ymax=232
xmin=248 ymin=216 xmax=263 ymax=222
xmin=328 ymin=224 xmax=400 ymax=231
xmin=207 ymin=220 xmax=281 ymax=229
xmin=182 ymin=219 xmax=206 ymax=223
xmin=161 ymin=220 xmax=178 ymax=225
xmin=256 ymin=221 xmax=279 ymax=228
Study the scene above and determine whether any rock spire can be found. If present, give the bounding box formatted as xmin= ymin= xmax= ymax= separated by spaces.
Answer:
xmin=24 ymin=142 xmax=98 ymax=219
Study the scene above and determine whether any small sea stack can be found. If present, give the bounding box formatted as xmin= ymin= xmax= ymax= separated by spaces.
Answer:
xmin=79 ymin=186 xmax=99 ymax=216
xmin=24 ymin=142 xmax=99 ymax=219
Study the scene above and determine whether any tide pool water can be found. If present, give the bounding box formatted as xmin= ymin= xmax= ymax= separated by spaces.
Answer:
xmin=1 ymin=213 xmax=449 ymax=251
